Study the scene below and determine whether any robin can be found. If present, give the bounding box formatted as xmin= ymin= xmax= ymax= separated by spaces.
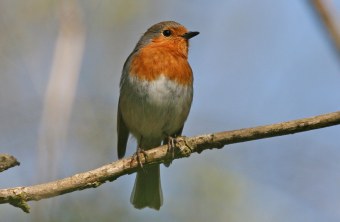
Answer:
xmin=117 ymin=21 xmax=199 ymax=210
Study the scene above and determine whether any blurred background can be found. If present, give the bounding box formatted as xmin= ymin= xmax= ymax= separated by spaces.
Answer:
xmin=1 ymin=0 xmax=340 ymax=221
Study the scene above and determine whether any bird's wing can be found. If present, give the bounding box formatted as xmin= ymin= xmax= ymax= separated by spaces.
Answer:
xmin=117 ymin=100 xmax=129 ymax=159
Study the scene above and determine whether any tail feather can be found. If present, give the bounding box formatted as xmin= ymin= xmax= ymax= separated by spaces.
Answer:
xmin=130 ymin=165 xmax=163 ymax=210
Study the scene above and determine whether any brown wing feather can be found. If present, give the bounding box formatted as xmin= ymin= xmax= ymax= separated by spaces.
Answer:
xmin=117 ymin=101 xmax=129 ymax=159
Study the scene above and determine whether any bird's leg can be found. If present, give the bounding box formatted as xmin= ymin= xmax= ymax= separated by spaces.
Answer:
xmin=130 ymin=137 xmax=148 ymax=170
xmin=136 ymin=146 xmax=148 ymax=169
xmin=167 ymin=136 xmax=176 ymax=159
xmin=163 ymin=134 xmax=177 ymax=166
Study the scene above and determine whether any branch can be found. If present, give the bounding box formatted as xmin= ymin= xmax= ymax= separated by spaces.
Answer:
xmin=1 ymin=111 xmax=340 ymax=213
xmin=0 ymin=154 xmax=20 ymax=173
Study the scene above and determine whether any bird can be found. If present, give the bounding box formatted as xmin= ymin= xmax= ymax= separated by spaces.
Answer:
xmin=117 ymin=21 xmax=199 ymax=210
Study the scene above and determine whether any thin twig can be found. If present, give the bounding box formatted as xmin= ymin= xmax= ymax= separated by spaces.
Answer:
xmin=0 ymin=154 xmax=20 ymax=172
xmin=1 ymin=111 xmax=340 ymax=213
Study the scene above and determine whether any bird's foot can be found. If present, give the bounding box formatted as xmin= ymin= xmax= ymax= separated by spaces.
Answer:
xmin=130 ymin=147 xmax=148 ymax=170
xmin=164 ymin=136 xmax=177 ymax=167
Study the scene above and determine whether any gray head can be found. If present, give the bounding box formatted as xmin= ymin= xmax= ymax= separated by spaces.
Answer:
xmin=134 ymin=21 xmax=199 ymax=51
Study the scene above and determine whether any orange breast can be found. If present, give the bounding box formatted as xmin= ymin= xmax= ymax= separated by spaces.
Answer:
xmin=129 ymin=42 xmax=193 ymax=85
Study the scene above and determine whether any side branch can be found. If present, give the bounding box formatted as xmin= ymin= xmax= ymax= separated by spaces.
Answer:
xmin=0 ymin=154 xmax=20 ymax=172
xmin=1 ymin=111 xmax=340 ymax=213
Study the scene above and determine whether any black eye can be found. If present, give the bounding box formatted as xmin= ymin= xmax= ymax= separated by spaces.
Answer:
xmin=162 ymin=29 xmax=172 ymax=37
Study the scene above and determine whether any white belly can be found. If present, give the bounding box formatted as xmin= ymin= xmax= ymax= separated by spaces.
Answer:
xmin=119 ymin=75 xmax=193 ymax=140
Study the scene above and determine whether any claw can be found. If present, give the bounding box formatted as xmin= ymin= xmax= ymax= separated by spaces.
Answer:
xmin=167 ymin=136 xmax=176 ymax=159
xmin=130 ymin=147 xmax=148 ymax=170
xmin=164 ymin=136 xmax=177 ymax=166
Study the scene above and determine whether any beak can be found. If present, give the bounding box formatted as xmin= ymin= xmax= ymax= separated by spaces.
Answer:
xmin=182 ymin=31 xmax=199 ymax=40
